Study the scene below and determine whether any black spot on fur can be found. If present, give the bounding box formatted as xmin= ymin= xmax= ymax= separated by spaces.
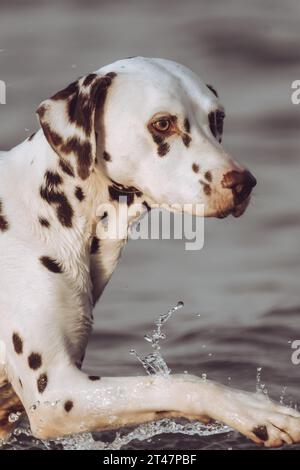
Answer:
xmin=59 ymin=159 xmax=75 ymax=177
xmin=12 ymin=333 xmax=23 ymax=354
xmin=208 ymin=110 xmax=224 ymax=143
xmin=37 ymin=373 xmax=48 ymax=394
xmin=28 ymin=132 xmax=36 ymax=141
xmin=143 ymin=201 xmax=151 ymax=212
xmin=184 ymin=118 xmax=190 ymax=133
xmin=64 ymin=400 xmax=74 ymax=412
xmin=0 ymin=200 xmax=9 ymax=232
xmin=38 ymin=216 xmax=50 ymax=228
xmin=208 ymin=111 xmax=217 ymax=139
xmin=19 ymin=378 xmax=23 ymax=388
xmin=252 ymin=425 xmax=269 ymax=442
xmin=103 ymin=151 xmax=111 ymax=162
xmin=100 ymin=211 xmax=108 ymax=221
xmin=88 ymin=375 xmax=101 ymax=381
xmin=75 ymin=186 xmax=85 ymax=202
xmin=90 ymin=237 xmax=100 ymax=255
xmin=28 ymin=352 xmax=42 ymax=370
xmin=206 ymin=84 xmax=218 ymax=97
xmin=216 ymin=110 xmax=225 ymax=141
xmin=40 ymin=256 xmax=63 ymax=273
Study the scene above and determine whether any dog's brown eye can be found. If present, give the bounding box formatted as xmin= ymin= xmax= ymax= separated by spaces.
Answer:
xmin=152 ymin=119 xmax=171 ymax=132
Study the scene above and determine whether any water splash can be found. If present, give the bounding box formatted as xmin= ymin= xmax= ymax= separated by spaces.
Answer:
xmin=0 ymin=302 xmax=233 ymax=450
xmin=130 ymin=301 xmax=184 ymax=376
xmin=255 ymin=367 xmax=268 ymax=396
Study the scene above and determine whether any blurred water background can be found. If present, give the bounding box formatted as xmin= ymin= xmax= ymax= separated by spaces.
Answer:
xmin=0 ymin=0 xmax=300 ymax=450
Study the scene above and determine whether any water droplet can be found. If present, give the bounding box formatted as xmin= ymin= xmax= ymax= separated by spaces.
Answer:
xmin=8 ymin=413 xmax=20 ymax=423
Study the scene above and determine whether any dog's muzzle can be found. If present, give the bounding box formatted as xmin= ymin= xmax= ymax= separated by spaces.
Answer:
xmin=221 ymin=170 xmax=257 ymax=218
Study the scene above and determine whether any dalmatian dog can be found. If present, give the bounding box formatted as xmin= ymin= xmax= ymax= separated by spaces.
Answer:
xmin=0 ymin=57 xmax=299 ymax=447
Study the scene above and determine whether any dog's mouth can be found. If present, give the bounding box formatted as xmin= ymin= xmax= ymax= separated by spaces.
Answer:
xmin=217 ymin=197 xmax=250 ymax=219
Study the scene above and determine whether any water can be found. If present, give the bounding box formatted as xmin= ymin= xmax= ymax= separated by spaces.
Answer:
xmin=130 ymin=301 xmax=184 ymax=376
xmin=1 ymin=303 xmax=299 ymax=450
xmin=1 ymin=0 xmax=300 ymax=451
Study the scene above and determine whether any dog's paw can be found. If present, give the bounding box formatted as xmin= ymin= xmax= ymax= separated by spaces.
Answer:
xmin=211 ymin=388 xmax=300 ymax=447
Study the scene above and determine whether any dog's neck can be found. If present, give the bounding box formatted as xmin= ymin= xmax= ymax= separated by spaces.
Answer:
xmin=7 ymin=131 xmax=150 ymax=306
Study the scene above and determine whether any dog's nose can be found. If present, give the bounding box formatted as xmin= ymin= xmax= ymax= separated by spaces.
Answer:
xmin=222 ymin=170 xmax=257 ymax=203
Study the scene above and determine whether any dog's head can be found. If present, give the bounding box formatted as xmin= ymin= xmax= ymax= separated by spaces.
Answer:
xmin=37 ymin=57 xmax=256 ymax=218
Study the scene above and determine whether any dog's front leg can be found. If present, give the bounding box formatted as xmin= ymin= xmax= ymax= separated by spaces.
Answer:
xmin=20 ymin=372 xmax=210 ymax=439
xmin=7 ymin=358 xmax=300 ymax=447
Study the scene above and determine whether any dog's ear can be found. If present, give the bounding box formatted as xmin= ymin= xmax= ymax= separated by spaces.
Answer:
xmin=36 ymin=72 xmax=116 ymax=180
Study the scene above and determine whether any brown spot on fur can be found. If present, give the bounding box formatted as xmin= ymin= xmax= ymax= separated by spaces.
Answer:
xmin=0 ymin=215 xmax=9 ymax=232
xmin=203 ymin=183 xmax=211 ymax=196
xmin=90 ymin=237 xmax=100 ymax=255
xmin=75 ymin=186 xmax=85 ymax=202
xmin=61 ymin=138 xmax=92 ymax=180
xmin=28 ymin=352 xmax=42 ymax=370
xmin=252 ymin=425 xmax=269 ymax=442
xmin=192 ymin=163 xmax=199 ymax=173
xmin=37 ymin=373 xmax=48 ymax=394
xmin=40 ymin=256 xmax=63 ymax=273
xmin=108 ymin=182 xmax=142 ymax=206
xmin=64 ymin=400 xmax=74 ymax=412
xmin=40 ymin=186 xmax=74 ymax=228
xmin=83 ymin=74 xmax=98 ymax=87
xmin=51 ymin=80 xmax=79 ymax=101
xmin=19 ymin=379 xmax=23 ymax=388
xmin=38 ymin=217 xmax=50 ymax=228
xmin=39 ymin=122 xmax=63 ymax=149
xmin=182 ymin=133 xmax=191 ymax=148
xmin=12 ymin=333 xmax=23 ymax=354
xmin=88 ymin=375 xmax=101 ymax=381
xmin=45 ymin=171 xmax=63 ymax=187
xmin=59 ymin=159 xmax=75 ymax=177
xmin=103 ymin=151 xmax=111 ymax=162
xmin=158 ymin=142 xmax=170 ymax=157
xmin=184 ymin=118 xmax=190 ymax=133
xmin=205 ymin=171 xmax=212 ymax=182
xmin=68 ymin=73 xmax=116 ymax=137
xmin=0 ymin=200 xmax=9 ymax=232
xmin=38 ymin=72 xmax=117 ymax=181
